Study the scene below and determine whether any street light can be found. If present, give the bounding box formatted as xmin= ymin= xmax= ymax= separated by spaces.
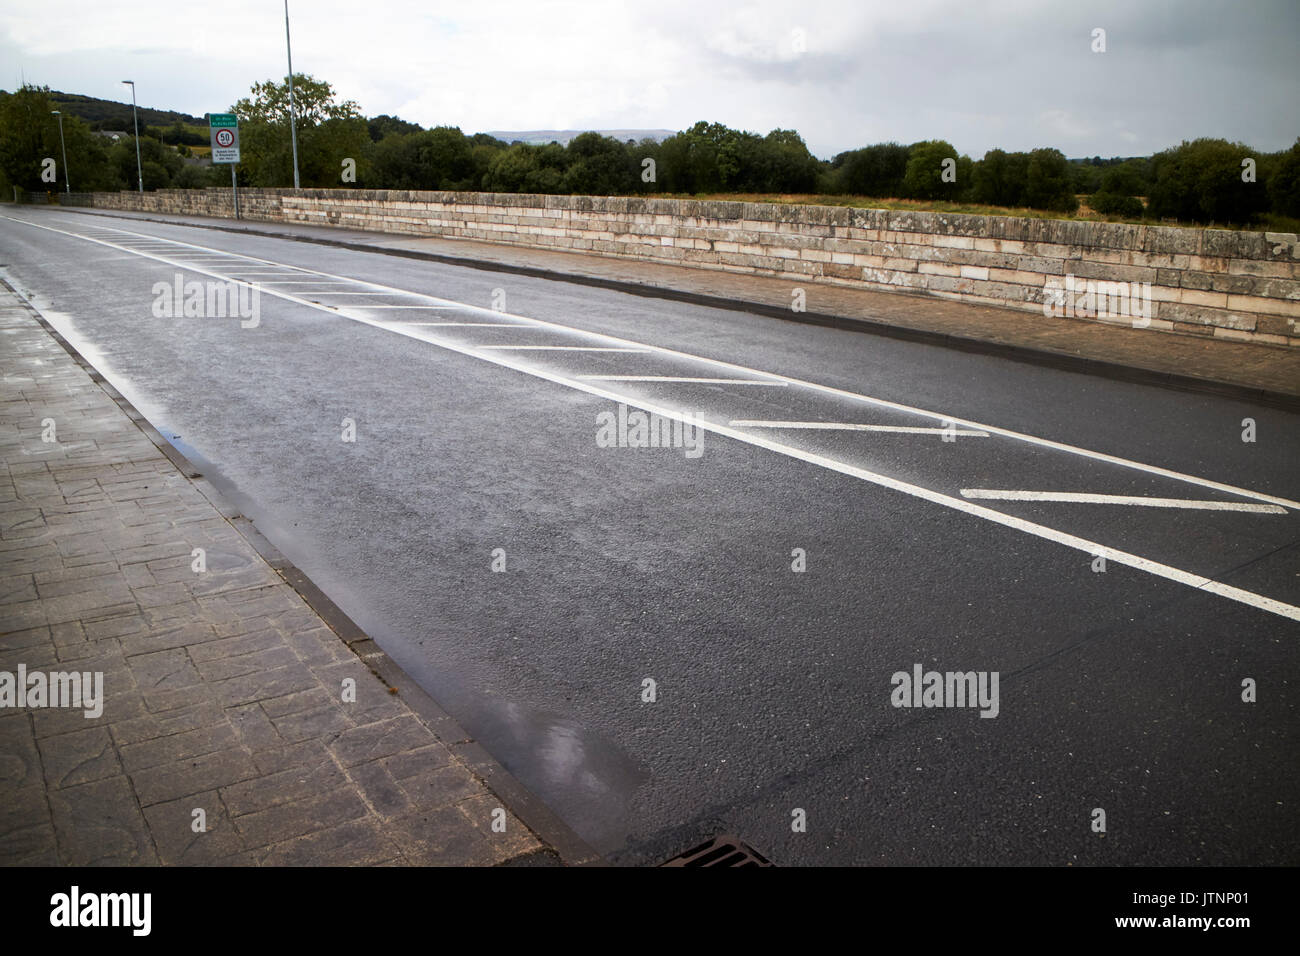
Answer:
xmin=51 ymin=110 xmax=70 ymax=193
xmin=121 ymin=80 xmax=143 ymax=192
xmin=284 ymin=0 xmax=301 ymax=190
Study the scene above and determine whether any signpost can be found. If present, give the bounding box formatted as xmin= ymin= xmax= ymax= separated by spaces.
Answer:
xmin=208 ymin=113 xmax=241 ymax=219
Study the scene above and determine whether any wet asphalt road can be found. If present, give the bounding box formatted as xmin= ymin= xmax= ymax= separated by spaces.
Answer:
xmin=2 ymin=207 xmax=1297 ymax=865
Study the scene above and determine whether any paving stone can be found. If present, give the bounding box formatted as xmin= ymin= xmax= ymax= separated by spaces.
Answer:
xmin=455 ymin=793 xmax=543 ymax=862
xmin=251 ymin=816 xmax=399 ymax=867
xmin=48 ymin=775 xmax=157 ymax=865
xmin=232 ymin=785 xmax=369 ymax=848
xmin=141 ymin=789 xmax=247 ymax=865
xmin=327 ymin=715 xmax=438 ymax=768
xmin=118 ymin=722 xmax=238 ymax=773
xmin=221 ymin=758 xmax=349 ymax=816
xmin=348 ymin=759 xmax=414 ymax=819
xmin=385 ymin=806 xmax=498 ymax=866
xmin=37 ymin=725 xmax=122 ymax=789
xmin=398 ymin=762 xmax=483 ymax=810
xmin=127 ymin=646 xmax=203 ymax=691
xmin=130 ymin=746 xmax=259 ymax=807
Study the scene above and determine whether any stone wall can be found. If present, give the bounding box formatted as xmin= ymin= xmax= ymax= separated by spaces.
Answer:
xmin=87 ymin=188 xmax=1300 ymax=346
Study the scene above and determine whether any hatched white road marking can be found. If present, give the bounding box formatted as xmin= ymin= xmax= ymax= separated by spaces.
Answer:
xmin=732 ymin=420 xmax=990 ymax=436
xmin=9 ymin=211 xmax=1299 ymax=623
xmin=960 ymin=490 xmax=1288 ymax=513
xmin=580 ymin=375 xmax=788 ymax=385
xmin=478 ymin=345 xmax=649 ymax=352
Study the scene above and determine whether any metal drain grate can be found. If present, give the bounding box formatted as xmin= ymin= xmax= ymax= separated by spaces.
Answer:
xmin=661 ymin=835 xmax=773 ymax=867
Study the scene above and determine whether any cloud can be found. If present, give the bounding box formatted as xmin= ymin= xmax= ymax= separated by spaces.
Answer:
xmin=3 ymin=0 xmax=1296 ymax=159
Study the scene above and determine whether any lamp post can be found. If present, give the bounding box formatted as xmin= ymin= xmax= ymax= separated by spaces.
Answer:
xmin=122 ymin=80 xmax=143 ymax=192
xmin=51 ymin=110 xmax=70 ymax=193
xmin=284 ymin=0 xmax=301 ymax=190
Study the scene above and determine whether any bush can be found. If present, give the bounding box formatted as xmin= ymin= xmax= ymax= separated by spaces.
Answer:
xmin=1090 ymin=192 xmax=1145 ymax=218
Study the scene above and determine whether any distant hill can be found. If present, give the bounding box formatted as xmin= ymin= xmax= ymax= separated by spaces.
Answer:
xmin=486 ymin=128 xmax=676 ymax=146
xmin=44 ymin=91 xmax=206 ymax=130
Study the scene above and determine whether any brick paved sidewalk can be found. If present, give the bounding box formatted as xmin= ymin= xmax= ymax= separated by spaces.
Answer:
xmin=0 ymin=282 xmax=559 ymax=866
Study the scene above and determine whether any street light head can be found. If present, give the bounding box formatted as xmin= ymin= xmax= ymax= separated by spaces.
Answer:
xmin=51 ymin=110 xmax=59 ymax=114
xmin=122 ymin=79 xmax=133 ymax=85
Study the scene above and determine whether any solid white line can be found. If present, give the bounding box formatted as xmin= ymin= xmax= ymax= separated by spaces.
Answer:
xmin=732 ymin=420 xmax=990 ymax=436
xmin=477 ymin=345 xmax=649 ymax=352
xmin=960 ymin=489 xmax=1288 ymax=513
xmin=579 ymin=375 xmax=788 ymax=385
xmin=396 ymin=321 xmax=534 ymax=327
xmin=349 ymin=305 xmax=459 ymax=309
xmin=12 ymin=213 xmax=1299 ymax=622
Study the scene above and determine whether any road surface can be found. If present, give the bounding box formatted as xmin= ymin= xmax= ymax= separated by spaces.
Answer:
xmin=2 ymin=207 xmax=1296 ymax=865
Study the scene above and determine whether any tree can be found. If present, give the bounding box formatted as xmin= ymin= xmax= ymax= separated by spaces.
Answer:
xmin=1268 ymin=139 xmax=1300 ymax=218
xmin=0 ymin=85 xmax=121 ymax=192
xmin=1147 ymin=139 xmax=1269 ymax=224
xmin=828 ymin=143 xmax=909 ymax=197
xmin=754 ymin=129 xmax=820 ymax=193
xmin=972 ymin=149 xmax=1028 ymax=206
xmin=563 ymin=132 xmax=636 ymax=195
xmin=903 ymin=140 xmax=963 ymax=200
xmin=482 ymin=143 xmax=568 ymax=194
xmin=109 ymin=135 xmax=181 ymax=190
xmin=232 ymin=74 xmax=371 ymax=187
xmin=1024 ymin=148 xmax=1078 ymax=212
xmin=367 ymin=114 xmax=422 ymax=142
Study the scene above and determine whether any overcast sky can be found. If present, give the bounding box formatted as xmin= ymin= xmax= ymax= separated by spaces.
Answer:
xmin=3 ymin=0 xmax=1296 ymax=159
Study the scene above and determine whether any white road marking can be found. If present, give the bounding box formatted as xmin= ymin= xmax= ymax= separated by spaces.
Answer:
xmin=477 ymin=345 xmax=649 ymax=352
xmin=28 ymin=213 xmax=1296 ymax=507
xmin=394 ymin=321 xmax=535 ymax=327
xmin=348 ymin=305 xmax=459 ymax=310
xmin=79 ymin=216 xmax=1292 ymax=509
xmin=732 ymin=420 xmax=990 ymax=436
xmin=960 ymin=489 xmax=1288 ymax=513
xmin=10 ymin=212 xmax=1300 ymax=623
xmin=579 ymin=375 xmax=788 ymax=385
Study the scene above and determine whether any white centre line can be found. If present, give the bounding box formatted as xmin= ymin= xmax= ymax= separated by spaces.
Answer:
xmin=11 ymin=212 xmax=1299 ymax=623
xmin=732 ymin=420 xmax=990 ymax=436
xmin=960 ymin=489 xmax=1288 ymax=513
